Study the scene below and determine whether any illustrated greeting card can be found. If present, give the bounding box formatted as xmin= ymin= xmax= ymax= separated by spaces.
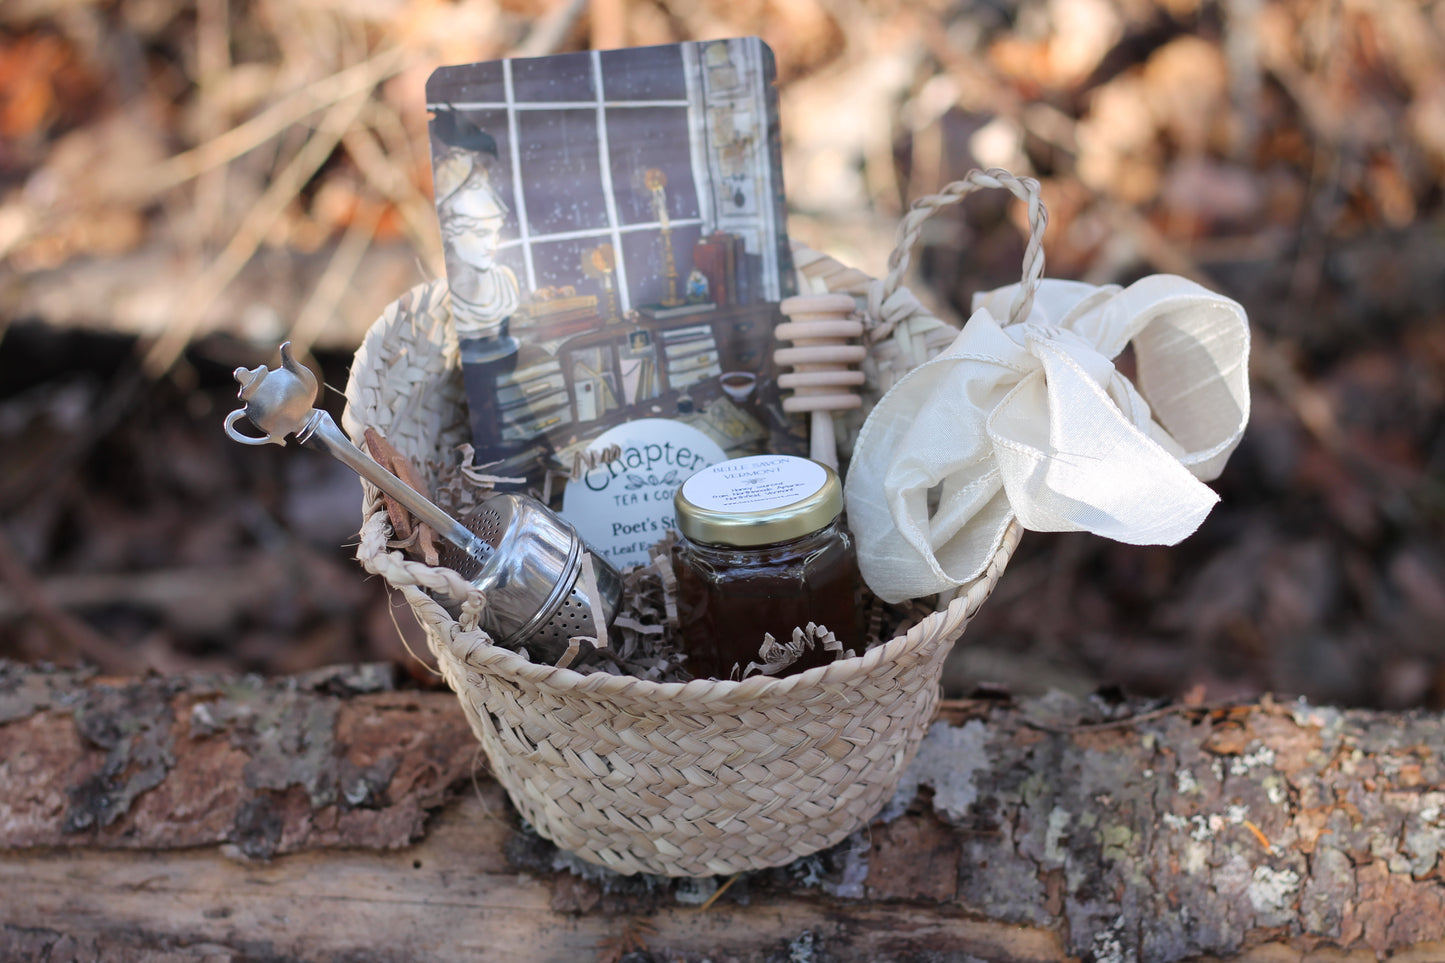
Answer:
xmin=427 ymin=38 xmax=802 ymax=537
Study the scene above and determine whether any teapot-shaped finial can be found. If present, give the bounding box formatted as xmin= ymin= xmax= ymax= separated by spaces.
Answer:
xmin=224 ymin=342 xmax=322 ymax=446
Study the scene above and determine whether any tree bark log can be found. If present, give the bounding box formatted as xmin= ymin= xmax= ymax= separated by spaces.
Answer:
xmin=2 ymin=660 xmax=1442 ymax=962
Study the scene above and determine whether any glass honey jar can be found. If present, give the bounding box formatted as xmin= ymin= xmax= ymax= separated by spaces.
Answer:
xmin=671 ymin=454 xmax=862 ymax=680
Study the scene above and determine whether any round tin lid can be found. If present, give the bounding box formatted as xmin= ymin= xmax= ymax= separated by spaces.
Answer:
xmin=673 ymin=454 xmax=842 ymax=548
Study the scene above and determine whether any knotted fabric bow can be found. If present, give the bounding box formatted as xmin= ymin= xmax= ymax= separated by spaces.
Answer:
xmin=844 ymin=274 xmax=1251 ymax=603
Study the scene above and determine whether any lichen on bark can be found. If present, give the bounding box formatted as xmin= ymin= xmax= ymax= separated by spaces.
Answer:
xmin=898 ymin=695 xmax=1445 ymax=961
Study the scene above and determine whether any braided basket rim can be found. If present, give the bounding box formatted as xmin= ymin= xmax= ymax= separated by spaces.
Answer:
xmin=391 ymin=516 xmax=1019 ymax=701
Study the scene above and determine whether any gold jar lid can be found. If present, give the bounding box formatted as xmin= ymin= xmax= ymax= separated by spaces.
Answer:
xmin=674 ymin=454 xmax=842 ymax=547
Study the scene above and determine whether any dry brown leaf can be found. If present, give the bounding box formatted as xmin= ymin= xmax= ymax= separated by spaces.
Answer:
xmin=0 ymin=34 xmax=96 ymax=141
xmin=364 ymin=426 xmax=440 ymax=566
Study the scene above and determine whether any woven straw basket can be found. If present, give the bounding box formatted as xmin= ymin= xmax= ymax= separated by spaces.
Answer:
xmin=343 ymin=171 xmax=1035 ymax=877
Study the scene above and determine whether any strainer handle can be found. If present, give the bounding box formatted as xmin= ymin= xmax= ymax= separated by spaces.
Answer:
xmin=297 ymin=411 xmax=495 ymax=566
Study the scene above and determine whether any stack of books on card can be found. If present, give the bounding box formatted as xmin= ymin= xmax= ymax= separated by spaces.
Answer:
xmin=637 ymin=301 xmax=715 ymax=321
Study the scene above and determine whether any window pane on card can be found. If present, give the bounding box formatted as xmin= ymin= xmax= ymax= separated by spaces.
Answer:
xmin=599 ymin=45 xmax=688 ymax=101
xmin=425 ymin=60 xmax=505 ymax=106
xmin=512 ymin=51 xmax=595 ymax=102
xmin=606 ymin=106 xmax=698 ymax=227
xmin=517 ymin=109 xmax=608 ymax=235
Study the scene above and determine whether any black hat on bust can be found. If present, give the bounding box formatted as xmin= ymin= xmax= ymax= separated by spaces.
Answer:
xmin=431 ymin=107 xmax=499 ymax=158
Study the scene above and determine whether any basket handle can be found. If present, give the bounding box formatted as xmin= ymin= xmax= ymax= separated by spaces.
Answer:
xmin=877 ymin=168 xmax=1048 ymax=333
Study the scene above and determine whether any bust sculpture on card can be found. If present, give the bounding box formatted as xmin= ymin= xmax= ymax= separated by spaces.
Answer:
xmin=432 ymin=110 xmax=525 ymax=463
xmin=432 ymin=114 xmax=521 ymax=341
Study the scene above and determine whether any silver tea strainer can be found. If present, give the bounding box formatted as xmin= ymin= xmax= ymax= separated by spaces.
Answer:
xmin=224 ymin=342 xmax=621 ymax=662
xmin=433 ymin=492 xmax=623 ymax=656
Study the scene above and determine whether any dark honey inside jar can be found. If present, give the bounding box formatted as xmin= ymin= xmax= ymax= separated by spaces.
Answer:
xmin=671 ymin=455 xmax=862 ymax=680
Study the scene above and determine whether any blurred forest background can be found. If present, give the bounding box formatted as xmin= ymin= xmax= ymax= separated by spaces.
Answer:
xmin=1 ymin=0 xmax=1442 ymax=710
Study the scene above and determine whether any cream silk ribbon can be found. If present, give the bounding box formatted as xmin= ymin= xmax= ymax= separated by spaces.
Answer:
xmin=844 ymin=274 xmax=1251 ymax=604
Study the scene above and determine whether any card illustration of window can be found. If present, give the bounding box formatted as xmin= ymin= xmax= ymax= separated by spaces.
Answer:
xmin=426 ymin=38 xmax=803 ymax=491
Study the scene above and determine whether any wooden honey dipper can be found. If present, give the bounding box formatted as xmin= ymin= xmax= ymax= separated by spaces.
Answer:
xmin=774 ymin=293 xmax=866 ymax=469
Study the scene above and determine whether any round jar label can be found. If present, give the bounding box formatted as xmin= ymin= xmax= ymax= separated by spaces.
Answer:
xmin=680 ymin=454 xmax=827 ymax=514
xmin=561 ymin=419 xmax=727 ymax=568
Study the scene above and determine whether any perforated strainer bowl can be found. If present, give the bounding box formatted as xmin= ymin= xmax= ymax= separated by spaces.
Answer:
xmin=438 ymin=493 xmax=623 ymax=660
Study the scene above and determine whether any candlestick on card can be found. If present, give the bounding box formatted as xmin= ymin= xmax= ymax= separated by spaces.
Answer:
xmin=644 ymin=168 xmax=681 ymax=307
xmin=583 ymin=244 xmax=619 ymax=323
xmin=774 ymin=293 xmax=866 ymax=469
